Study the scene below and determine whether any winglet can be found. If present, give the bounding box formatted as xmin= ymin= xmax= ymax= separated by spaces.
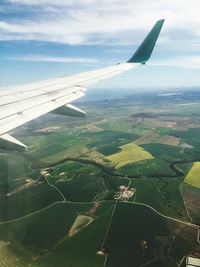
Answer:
xmin=127 ymin=19 xmax=165 ymax=64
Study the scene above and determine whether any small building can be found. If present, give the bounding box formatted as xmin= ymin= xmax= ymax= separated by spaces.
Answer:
xmin=119 ymin=185 xmax=127 ymax=191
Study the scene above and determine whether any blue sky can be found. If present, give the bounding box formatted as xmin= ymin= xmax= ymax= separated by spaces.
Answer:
xmin=1 ymin=0 xmax=200 ymax=90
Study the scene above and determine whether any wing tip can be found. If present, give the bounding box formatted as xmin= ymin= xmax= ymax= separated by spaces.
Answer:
xmin=157 ymin=19 xmax=165 ymax=24
xmin=127 ymin=19 xmax=165 ymax=64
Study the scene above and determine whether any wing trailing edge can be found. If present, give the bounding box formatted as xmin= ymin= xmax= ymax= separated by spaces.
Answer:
xmin=52 ymin=104 xmax=86 ymax=117
xmin=0 ymin=134 xmax=27 ymax=151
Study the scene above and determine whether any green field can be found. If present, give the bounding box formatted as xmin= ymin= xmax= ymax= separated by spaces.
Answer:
xmin=104 ymin=202 xmax=198 ymax=267
xmin=0 ymin=90 xmax=200 ymax=266
xmin=118 ymin=158 xmax=175 ymax=177
xmin=0 ymin=182 xmax=62 ymax=221
xmin=141 ymin=143 xmax=185 ymax=161
xmin=0 ymin=202 xmax=93 ymax=251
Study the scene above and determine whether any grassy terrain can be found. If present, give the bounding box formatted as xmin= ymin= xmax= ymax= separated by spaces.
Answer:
xmin=118 ymin=159 xmax=175 ymax=177
xmin=184 ymin=162 xmax=200 ymax=188
xmin=104 ymin=202 xmax=198 ymax=267
xmin=46 ymin=161 xmax=109 ymax=202
xmin=97 ymin=143 xmax=121 ymax=156
xmin=131 ymin=178 xmax=188 ymax=220
xmin=29 ymin=202 xmax=114 ymax=267
xmin=106 ymin=143 xmax=153 ymax=168
xmin=0 ymin=90 xmax=200 ymax=266
xmin=105 ymin=175 xmax=188 ymax=220
xmin=97 ymin=119 xmax=131 ymax=133
xmin=0 ymin=202 xmax=93 ymax=251
xmin=170 ymin=128 xmax=200 ymax=159
xmin=0 ymin=154 xmax=35 ymax=196
xmin=0 ymin=182 xmax=62 ymax=221
xmin=180 ymin=182 xmax=200 ymax=223
xmin=134 ymin=133 xmax=180 ymax=146
xmin=141 ymin=143 xmax=185 ymax=161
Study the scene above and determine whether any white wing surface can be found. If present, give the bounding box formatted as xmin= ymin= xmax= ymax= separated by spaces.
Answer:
xmin=0 ymin=19 xmax=164 ymax=150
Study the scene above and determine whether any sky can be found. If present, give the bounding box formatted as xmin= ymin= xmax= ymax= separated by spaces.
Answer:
xmin=1 ymin=0 xmax=200 ymax=90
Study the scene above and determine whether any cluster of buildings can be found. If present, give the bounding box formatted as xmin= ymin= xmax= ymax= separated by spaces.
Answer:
xmin=114 ymin=185 xmax=136 ymax=201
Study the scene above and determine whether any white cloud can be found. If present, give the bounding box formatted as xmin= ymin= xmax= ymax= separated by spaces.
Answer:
xmin=8 ymin=0 xmax=96 ymax=6
xmin=150 ymin=56 xmax=200 ymax=69
xmin=1 ymin=0 xmax=200 ymax=50
xmin=106 ymin=48 xmax=132 ymax=54
xmin=8 ymin=54 xmax=98 ymax=63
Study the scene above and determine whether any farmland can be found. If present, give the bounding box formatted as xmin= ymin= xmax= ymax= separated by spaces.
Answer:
xmin=184 ymin=162 xmax=200 ymax=188
xmin=105 ymin=143 xmax=153 ymax=168
xmin=0 ymin=89 xmax=200 ymax=266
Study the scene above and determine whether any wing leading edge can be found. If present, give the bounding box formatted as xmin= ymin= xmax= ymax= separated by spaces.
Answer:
xmin=0 ymin=19 xmax=164 ymax=150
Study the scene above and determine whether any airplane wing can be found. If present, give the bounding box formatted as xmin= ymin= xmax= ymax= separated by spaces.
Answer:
xmin=0 ymin=19 xmax=164 ymax=151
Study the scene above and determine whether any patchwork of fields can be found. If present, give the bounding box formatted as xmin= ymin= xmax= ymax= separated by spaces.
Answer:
xmin=0 ymin=90 xmax=200 ymax=266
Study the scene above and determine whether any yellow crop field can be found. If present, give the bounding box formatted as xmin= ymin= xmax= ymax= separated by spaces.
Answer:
xmin=185 ymin=162 xmax=200 ymax=188
xmin=105 ymin=143 xmax=153 ymax=169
